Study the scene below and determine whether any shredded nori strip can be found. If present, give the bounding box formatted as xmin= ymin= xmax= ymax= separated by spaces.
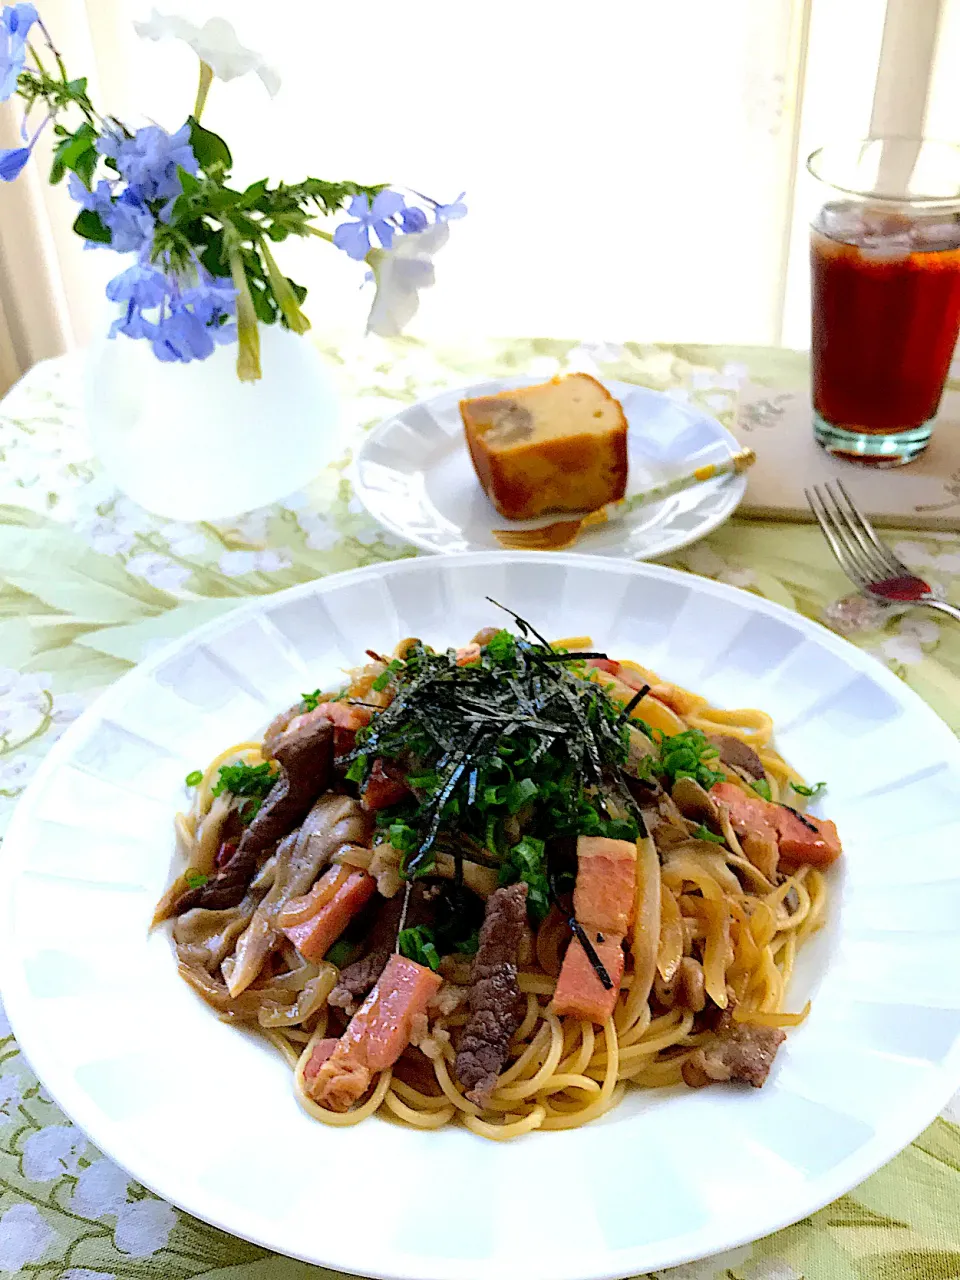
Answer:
xmin=569 ymin=917 xmax=613 ymax=989
xmin=619 ymin=683 xmax=651 ymax=722
xmin=340 ymin=607 xmax=648 ymax=893
xmin=781 ymin=804 xmax=820 ymax=834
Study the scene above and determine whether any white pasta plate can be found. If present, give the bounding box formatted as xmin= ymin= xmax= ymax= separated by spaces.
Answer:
xmin=3 ymin=552 xmax=960 ymax=1280
xmin=352 ymin=378 xmax=746 ymax=557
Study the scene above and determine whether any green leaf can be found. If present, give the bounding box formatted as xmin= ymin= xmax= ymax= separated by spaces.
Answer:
xmin=187 ymin=115 xmax=233 ymax=172
xmin=73 ymin=144 xmax=98 ymax=188
xmin=199 ymin=230 xmax=228 ymax=277
xmin=241 ymin=177 xmax=269 ymax=204
xmin=72 ymin=208 xmax=111 ymax=244
xmin=50 ymin=121 xmax=98 ymax=188
xmin=65 ymin=77 xmax=88 ymax=96
xmin=249 ymin=279 xmax=278 ymax=324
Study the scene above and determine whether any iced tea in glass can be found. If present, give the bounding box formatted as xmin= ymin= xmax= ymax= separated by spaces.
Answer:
xmin=809 ymin=138 xmax=960 ymax=465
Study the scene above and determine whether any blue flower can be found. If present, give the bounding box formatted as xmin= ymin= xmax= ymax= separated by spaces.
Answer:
xmin=0 ymin=107 xmax=49 ymax=182
xmin=106 ymin=262 xmax=236 ymax=364
xmin=68 ymin=175 xmax=155 ymax=253
xmin=0 ymin=3 xmax=37 ymax=102
xmin=333 ymin=190 xmax=407 ymax=260
xmin=399 ymin=206 xmax=428 ymax=234
xmin=434 ymin=191 xmax=467 ymax=221
xmin=97 ymin=123 xmax=197 ymax=203
xmin=106 ymin=263 xmax=168 ymax=308
xmin=0 ymin=144 xmax=29 ymax=180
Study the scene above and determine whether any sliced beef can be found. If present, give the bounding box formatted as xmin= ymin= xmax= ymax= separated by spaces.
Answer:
xmin=681 ymin=1010 xmax=785 ymax=1089
xmin=176 ymin=717 xmax=334 ymax=915
xmin=262 ymin=699 xmax=305 ymax=758
xmin=243 ymin=716 xmax=334 ymax=854
xmin=711 ymin=734 xmax=765 ymax=781
xmin=455 ymin=882 xmax=529 ymax=1108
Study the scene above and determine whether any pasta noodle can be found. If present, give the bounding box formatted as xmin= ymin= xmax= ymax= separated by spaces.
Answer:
xmin=160 ymin=628 xmax=839 ymax=1139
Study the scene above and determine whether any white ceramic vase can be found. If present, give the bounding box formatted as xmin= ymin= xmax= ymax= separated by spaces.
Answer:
xmin=84 ymin=322 xmax=341 ymax=521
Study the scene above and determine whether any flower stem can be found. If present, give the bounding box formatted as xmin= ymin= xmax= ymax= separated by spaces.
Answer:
xmin=304 ymin=225 xmax=335 ymax=243
xmin=226 ymin=238 xmax=262 ymax=382
xmin=194 ymin=60 xmax=214 ymax=121
xmin=259 ymin=237 xmax=310 ymax=334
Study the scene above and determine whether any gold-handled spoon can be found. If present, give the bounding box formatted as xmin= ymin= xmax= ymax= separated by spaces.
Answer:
xmin=492 ymin=446 xmax=756 ymax=551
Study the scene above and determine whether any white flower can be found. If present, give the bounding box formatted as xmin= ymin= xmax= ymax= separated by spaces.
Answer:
xmin=113 ymin=1199 xmax=176 ymax=1257
xmin=218 ymin=548 xmax=290 ymax=576
xmin=718 ymin=566 xmax=756 ymax=588
xmin=255 ymin=548 xmax=291 ymax=572
xmin=703 ymin=392 xmax=731 ymax=411
xmin=135 ymin=10 xmax=280 ymax=95
xmin=0 ymin=1073 xmax=21 ymax=1123
xmin=684 ymin=545 xmax=729 ymax=577
xmin=22 ymin=1124 xmax=85 ymax=1181
xmin=125 ymin=553 xmax=190 ymax=592
xmin=300 ymin=516 xmax=339 ymax=551
xmin=72 ymin=1159 xmax=130 ymax=1219
xmin=878 ymin=612 xmax=940 ymax=666
xmin=899 ymin=616 xmax=940 ymax=645
xmin=0 ymin=1204 xmax=56 ymax=1270
xmin=365 ymin=222 xmax=450 ymax=338
xmin=0 ymin=755 xmax=32 ymax=793
xmin=880 ymin=634 xmax=924 ymax=665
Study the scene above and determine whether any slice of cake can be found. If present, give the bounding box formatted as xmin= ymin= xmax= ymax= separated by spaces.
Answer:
xmin=460 ymin=373 xmax=628 ymax=521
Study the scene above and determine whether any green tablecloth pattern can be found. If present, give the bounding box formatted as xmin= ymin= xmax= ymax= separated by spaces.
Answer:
xmin=1 ymin=337 xmax=960 ymax=1280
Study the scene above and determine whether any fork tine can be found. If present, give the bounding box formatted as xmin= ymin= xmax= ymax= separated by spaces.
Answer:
xmin=806 ymin=485 xmax=871 ymax=587
xmin=830 ymin=480 xmax=913 ymax=579
xmin=820 ymin=481 xmax=895 ymax=583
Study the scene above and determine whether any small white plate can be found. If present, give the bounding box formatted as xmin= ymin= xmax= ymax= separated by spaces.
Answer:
xmin=353 ymin=378 xmax=746 ymax=557
xmin=3 ymin=553 xmax=960 ymax=1280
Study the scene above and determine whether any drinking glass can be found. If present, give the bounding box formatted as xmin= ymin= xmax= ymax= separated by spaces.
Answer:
xmin=809 ymin=138 xmax=960 ymax=465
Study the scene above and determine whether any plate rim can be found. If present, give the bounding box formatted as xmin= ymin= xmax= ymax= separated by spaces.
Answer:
xmin=351 ymin=377 xmax=748 ymax=559
xmin=2 ymin=551 xmax=960 ymax=1280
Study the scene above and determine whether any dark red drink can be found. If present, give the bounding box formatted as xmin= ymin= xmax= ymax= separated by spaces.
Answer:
xmin=811 ymin=201 xmax=960 ymax=462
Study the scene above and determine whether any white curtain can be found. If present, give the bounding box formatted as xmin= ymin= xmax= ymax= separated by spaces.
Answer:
xmin=0 ymin=0 xmax=951 ymax=390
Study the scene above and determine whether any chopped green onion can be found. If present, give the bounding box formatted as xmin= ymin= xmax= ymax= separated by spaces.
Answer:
xmin=751 ymin=778 xmax=772 ymax=801
xmin=184 ymin=769 xmax=203 ymax=787
xmin=691 ymin=823 xmax=725 ymax=844
xmin=791 ymin=780 xmax=826 ymax=799
xmin=345 ymin=756 xmax=366 ymax=783
xmin=499 ymin=835 xmax=550 ymax=924
xmin=185 ymin=870 xmax=208 ymax=889
xmin=398 ymin=924 xmax=441 ymax=971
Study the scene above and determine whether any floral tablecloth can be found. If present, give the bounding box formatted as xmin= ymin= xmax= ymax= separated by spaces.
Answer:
xmin=2 ymin=336 xmax=960 ymax=1280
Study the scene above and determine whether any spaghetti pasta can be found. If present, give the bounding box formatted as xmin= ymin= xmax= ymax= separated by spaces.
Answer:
xmin=158 ymin=621 xmax=841 ymax=1139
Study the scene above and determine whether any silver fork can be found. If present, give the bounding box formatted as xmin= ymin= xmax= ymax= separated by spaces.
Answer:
xmin=805 ymin=480 xmax=960 ymax=623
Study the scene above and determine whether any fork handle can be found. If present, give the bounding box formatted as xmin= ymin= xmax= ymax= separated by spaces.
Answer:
xmin=920 ymin=598 xmax=960 ymax=624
